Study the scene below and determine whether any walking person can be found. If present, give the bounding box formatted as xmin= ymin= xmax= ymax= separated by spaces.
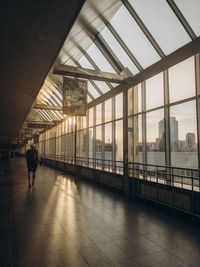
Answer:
xmin=26 ymin=144 xmax=40 ymax=188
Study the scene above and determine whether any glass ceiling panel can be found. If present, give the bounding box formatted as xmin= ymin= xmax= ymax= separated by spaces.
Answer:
xmin=94 ymin=81 xmax=110 ymax=94
xmin=128 ymin=0 xmax=191 ymax=55
xmin=87 ymin=95 xmax=92 ymax=103
xmin=79 ymin=55 xmax=95 ymax=70
xmin=101 ymin=26 xmax=139 ymax=75
xmin=86 ymin=43 xmax=117 ymax=73
xmin=79 ymin=55 xmax=102 ymax=98
xmin=110 ymin=5 xmax=160 ymax=68
xmin=54 ymin=89 xmax=62 ymax=101
xmin=174 ymin=0 xmax=200 ymax=36
xmin=88 ymin=81 xmax=100 ymax=99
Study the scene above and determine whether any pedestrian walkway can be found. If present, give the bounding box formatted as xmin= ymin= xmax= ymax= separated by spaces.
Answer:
xmin=0 ymin=158 xmax=200 ymax=267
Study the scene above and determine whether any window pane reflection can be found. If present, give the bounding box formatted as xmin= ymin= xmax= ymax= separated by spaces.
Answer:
xmin=146 ymin=109 xmax=165 ymax=165
xmin=170 ymin=101 xmax=198 ymax=168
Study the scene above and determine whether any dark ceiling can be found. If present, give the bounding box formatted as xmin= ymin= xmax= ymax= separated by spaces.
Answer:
xmin=0 ymin=0 xmax=85 ymax=144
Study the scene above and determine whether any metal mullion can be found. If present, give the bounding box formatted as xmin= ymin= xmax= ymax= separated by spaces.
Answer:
xmin=87 ymin=90 xmax=95 ymax=101
xmin=35 ymin=112 xmax=43 ymax=121
xmin=45 ymin=86 xmax=62 ymax=106
xmin=39 ymin=111 xmax=49 ymax=121
xmin=89 ymin=80 xmax=103 ymax=96
xmin=40 ymin=110 xmax=52 ymax=121
xmin=93 ymin=107 xmax=96 ymax=166
xmin=112 ymin=97 xmax=116 ymax=171
xmin=90 ymin=4 xmax=142 ymax=72
xmin=39 ymin=110 xmax=51 ymax=121
xmin=195 ymin=53 xmax=200 ymax=169
xmin=102 ymin=102 xmax=105 ymax=168
xmin=142 ymin=82 xmax=146 ymax=164
xmin=36 ymin=113 xmax=44 ymax=121
xmin=83 ymin=51 xmax=113 ymax=90
xmin=166 ymin=0 xmax=196 ymax=40
xmin=52 ymin=110 xmax=63 ymax=120
xmin=44 ymin=110 xmax=57 ymax=121
xmin=106 ymin=21 xmax=143 ymax=72
xmin=123 ymin=90 xmax=129 ymax=191
xmin=94 ymin=34 xmax=124 ymax=73
xmin=121 ymin=0 xmax=165 ymax=58
xmin=44 ymin=85 xmax=62 ymax=106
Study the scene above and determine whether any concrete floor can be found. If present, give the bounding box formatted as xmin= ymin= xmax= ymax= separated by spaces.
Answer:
xmin=0 ymin=157 xmax=200 ymax=267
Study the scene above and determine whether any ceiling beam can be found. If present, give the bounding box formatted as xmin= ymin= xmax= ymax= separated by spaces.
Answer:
xmin=53 ymin=65 xmax=126 ymax=84
xmin=33 ymin=104 xmax=62 ymax=111
xmin=88 ymin=37 xmax=200 ymax=109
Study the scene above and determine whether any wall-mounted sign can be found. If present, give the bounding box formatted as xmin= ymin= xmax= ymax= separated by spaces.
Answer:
xmin=63 ymin=77 xmax=87 ymax=116
xmin=28 ymin=123 xmax=52 ymax=129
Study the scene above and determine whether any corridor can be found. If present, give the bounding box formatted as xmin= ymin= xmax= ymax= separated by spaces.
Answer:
xmin=0 ymin=158 xmax=200 ymax=267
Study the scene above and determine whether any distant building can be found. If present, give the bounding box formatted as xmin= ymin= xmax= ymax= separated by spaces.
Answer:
xmin=186 ymin=133 xmax=196 ymax=151
xmin=159 ymin=117 xmax=178 ymax=150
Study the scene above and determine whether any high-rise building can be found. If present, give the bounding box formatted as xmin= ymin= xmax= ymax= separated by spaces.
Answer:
xmin=170 ymin=117 xmax=178 ymax=143
xmin=159 ymin=117 xmax=178 ymax=142
xmin=186 ymin=132 xmax=196 ymax=151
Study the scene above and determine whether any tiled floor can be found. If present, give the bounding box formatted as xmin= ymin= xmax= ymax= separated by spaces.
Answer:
xmin=0 ymin=158 xmax=200 ymax=267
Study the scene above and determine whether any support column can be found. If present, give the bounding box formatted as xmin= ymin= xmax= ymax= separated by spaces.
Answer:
xmin=164 ymin=70 xmax=171 ymax=185
xmin=195 ymin=53 xmax=200 ymax=189
xmin=123 ymin=90 xmax=129 ymax=193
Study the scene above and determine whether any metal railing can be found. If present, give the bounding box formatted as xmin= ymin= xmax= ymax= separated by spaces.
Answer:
xmin=128 ymin=162 xmax=200 ymax=192
xmin=41 ymin=154 xmax=200 ymax=192
xmin=42 ymin=154 xmax=123 ymax=174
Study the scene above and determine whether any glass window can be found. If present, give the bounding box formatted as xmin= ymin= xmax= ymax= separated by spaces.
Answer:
xmin=89 ymin=128 xmax=94 ymax=160
xmin=146 ymin=72 xmax=164 ymax=110
xmin=146 ymin=109 xmax=165 ymax=165
xmin=174 ymin=0 xmax=200 ymax=37
xmin=170 ymin=101 xmax=198 ymax=168
xmin=96 ymin=104 xmax=102 ymax=125
xmin=94 ymin=81 xmax=110 ymax=94
xmin=87 ymin=43 xmax=117 ymax=73
xmin=110 ymin=5 xmax=160 ymax=68
xmin=96 ymin=126 xmax=102 ymax=160
xmin=115 ymin=93 xmax=123 ymax=119
xmin=88 ymin=82 xmax=100 ymax=99
xmin=89 ymin=108 xmax=94 ymax=127
xmin=128 ymin=88 xmax=133 ymax=116
xmin=134 ymin=115 xmax=142 ymax=164
xmin=105 ymin=98 xmax=112 ymax=122
xmin=129 ymin=0 xmax=191 ymax=55
xmin=101 ymin=26 xmax=139 ymax=75
xmin=128 ymin=117 xmax=134 ymax=162
xmin=134 ymin=84 xmax=142 ymax=114
xmin=105 ymin=123 xmax=113 ymax=171
xmin=169 ymin=57 xmax=196 ymax=103
xmin=115 ymin=120 xmax=123 ymax=161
